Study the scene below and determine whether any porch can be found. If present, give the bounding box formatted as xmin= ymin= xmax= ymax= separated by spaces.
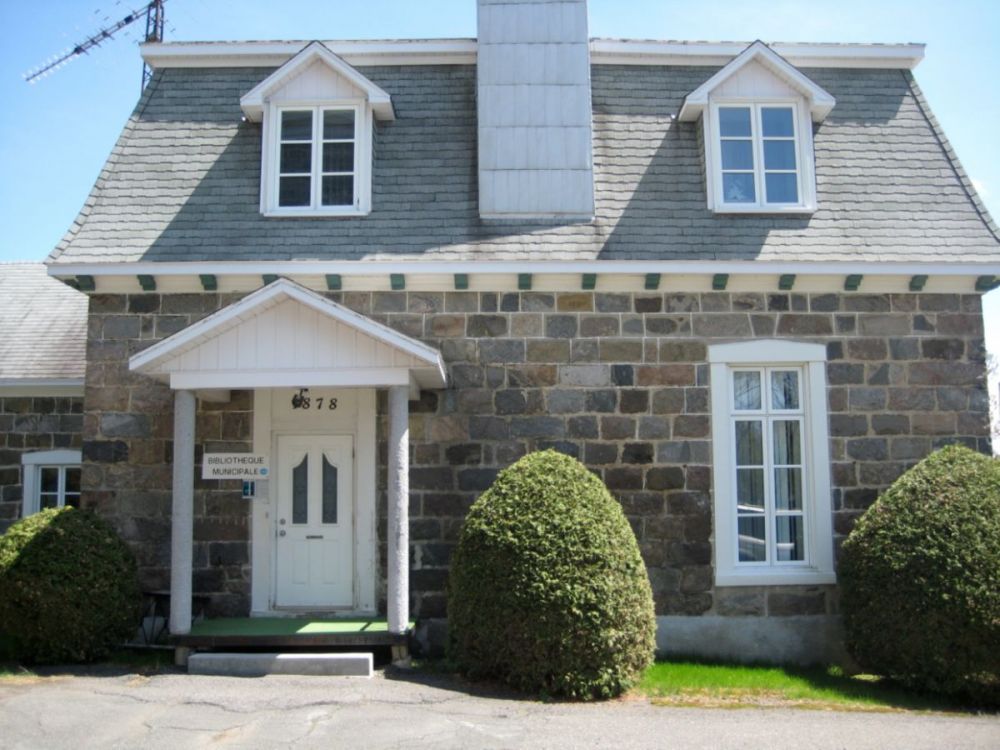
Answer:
xmin=172 ymin=616 xmax=413 ymax=650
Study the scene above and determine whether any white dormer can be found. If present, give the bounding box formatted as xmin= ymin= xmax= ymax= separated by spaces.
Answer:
xmin=241 ymin=42 xmax=395 ymax=218
xmin=678 ymin=41 xmax=835 ymax=215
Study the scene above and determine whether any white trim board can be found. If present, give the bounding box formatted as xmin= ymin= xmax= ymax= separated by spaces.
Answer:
xmin=0 ymin=379 xmax=84 ymax=397
xmin=49 ymin=259 xmax=1000 ymax=278
xmin=140 ymin=39 xmax=925 ymax=70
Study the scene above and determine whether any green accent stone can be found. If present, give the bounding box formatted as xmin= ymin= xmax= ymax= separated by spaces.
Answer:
xmin=518 ymin=273 xmax=532 ymax=291
xmin=644 ymin=273 xmax=661 ymax=290
xmin=76 ymin=275 xmax=95 ymax=292
xmin=199 ymin=274 xmax=218 ymax=291
xmin=778 ymin=274 xmax=796 ymax=291
xmin=454 ymin=273 xmax=469 ymax=290
xmin=262 ymin=274 xmax=279 ymax=286
xmin=582 ymin=273 xmax=597 ymax=290
xmin=137 ymin=274 xmax=156 ymax=291
xmin=325 ymin=274 xmax=342 ymax=291
xmin=844 ymin=274 xmax=863 ymax=291
xmin=712 ymin=274 xmax=729 ymax=291
xmin=390 ymin=274 xmax=406 ymax=291
xmin=908 ymin=275 xmax=928 ymax=292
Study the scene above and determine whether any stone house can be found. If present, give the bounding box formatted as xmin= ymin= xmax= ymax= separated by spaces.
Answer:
xmin=8 ymin=0 xmax=1000 ymax=663
xmin=0 ymin=263 xmax=86 ymax=530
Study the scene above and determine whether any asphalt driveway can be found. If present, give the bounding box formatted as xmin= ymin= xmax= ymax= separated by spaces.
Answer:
xmin=0 ymin=667 xmax=997 ymax=749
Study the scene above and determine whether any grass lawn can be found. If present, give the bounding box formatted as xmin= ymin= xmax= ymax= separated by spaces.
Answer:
xmin=637 ymin=660 xmax=980 ymax=712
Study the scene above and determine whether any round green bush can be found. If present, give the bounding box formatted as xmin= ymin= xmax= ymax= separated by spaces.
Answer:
xmin=840 ymin=445 xmax=1000 ymax=703
xmin=447 ymin=450 xmax=656 ymax=699
xmin=0 ymin=507 xmax=140 ymax=664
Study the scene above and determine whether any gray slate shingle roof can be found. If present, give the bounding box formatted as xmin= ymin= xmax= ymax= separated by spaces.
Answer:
xmin=0 ymin=263 xmax=87 ymax=381
xmin=48 ymin=62 xmax=1000 ymax=265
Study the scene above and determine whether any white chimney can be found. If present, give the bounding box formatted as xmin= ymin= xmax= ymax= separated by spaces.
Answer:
xmin=477 ymin=0 xmax=595 ymax=220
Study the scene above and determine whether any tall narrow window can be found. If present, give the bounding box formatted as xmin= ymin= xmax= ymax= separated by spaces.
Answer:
xmin=708 ymin=340 xmax=834 ymax=587
xmin=292 ymin=455 xmax=309 ymax=524
xmin=274 ymin=106 xmax=358 ymax=211
xmin=731 ymin=367 xmax=806 ymax=565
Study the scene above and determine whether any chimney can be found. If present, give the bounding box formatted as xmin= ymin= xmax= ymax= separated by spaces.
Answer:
xmin=477 ymin=0 xmax=595 ymax=220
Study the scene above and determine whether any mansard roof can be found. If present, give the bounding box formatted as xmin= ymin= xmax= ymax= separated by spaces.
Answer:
xmin=48 ymin=45 xmax=1000 ymax=267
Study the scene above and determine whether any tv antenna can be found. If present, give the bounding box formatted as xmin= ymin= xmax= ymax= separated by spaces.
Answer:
xmin=23 ymin=0 xmax=167 ymax=91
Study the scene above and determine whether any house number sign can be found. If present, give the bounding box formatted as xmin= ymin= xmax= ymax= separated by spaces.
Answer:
xmin=291 ymin=388 xmax=338 ymax=411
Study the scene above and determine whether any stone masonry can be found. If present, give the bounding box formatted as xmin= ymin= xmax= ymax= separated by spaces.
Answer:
xmin=0 ymin=396 xmax=84 ymax=532
xmin=82 ymin=289 xmax=990 ymax=622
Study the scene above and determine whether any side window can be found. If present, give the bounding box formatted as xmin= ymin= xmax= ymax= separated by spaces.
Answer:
xmin=21 ymin=450 xmax=82 ymax=517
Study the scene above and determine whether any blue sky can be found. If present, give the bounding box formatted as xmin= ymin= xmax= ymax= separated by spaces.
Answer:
xmin=1 ymin=0 xmax=998 ymax=340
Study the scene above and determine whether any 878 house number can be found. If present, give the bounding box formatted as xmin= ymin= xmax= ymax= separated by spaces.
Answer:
xmin=291 ymin=388 xmax=338 ymax=411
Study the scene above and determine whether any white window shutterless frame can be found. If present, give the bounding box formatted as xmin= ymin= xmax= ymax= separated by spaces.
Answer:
xmin=261 ymin=101 xmax=373 ymax=217
xmin=708 ymin=341 xmax=835 ymax=586
xmin=21 ymin=449 xmax=82 ymax=517
xmin=704 ymin=99 xmax=818 ymax=214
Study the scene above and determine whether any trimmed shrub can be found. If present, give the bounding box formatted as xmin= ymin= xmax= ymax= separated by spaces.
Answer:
xmin=447 ymin=450 xmax=656 ymax=699
xmin=0 ymin=507 xmax=140 ymax=664
xmin=840 ymin=445 xmax=1000 ymax=703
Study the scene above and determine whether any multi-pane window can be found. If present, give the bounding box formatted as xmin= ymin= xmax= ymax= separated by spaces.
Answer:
xmin=276 ymin=107 xmax=357 ymax=210
xmin=731 ymin=367 xmax=807 ymax=566
xmin=21 ymin=451 xmax=82 ymax=517
xmin=717 ymin=104 xmax=800 ymax=207
xmin=37 ymin=465 xmax=82 ymax=511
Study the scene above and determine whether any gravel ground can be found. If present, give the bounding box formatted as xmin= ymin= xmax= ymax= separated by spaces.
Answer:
xmin=0 ymin=667 xmax=997 ymax=749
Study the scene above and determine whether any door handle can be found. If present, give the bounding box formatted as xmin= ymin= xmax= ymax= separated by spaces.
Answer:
xmin=306 ymin=535 xmax=324 ymax=540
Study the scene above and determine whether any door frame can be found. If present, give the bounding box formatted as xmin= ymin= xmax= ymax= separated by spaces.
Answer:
xmin=250 ymin=388 xmax=377 ymax=616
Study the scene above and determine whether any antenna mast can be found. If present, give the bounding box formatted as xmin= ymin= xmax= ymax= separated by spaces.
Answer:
xmin=23 ymin=0 xmax=168 ymax=91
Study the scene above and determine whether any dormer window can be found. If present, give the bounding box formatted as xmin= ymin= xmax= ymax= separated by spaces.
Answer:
xmin=714 ymin=103 xmax=803 ymax=209
xmin=679 ymin=41 xmax=835 ymax=216
xmin=240 ymin=42 xmax=395 ymax=219
xmin=276 ymin=106 xmax=359 ymax=210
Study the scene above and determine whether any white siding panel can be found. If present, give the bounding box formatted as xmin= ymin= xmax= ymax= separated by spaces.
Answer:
xmin=714 ymin=60 xmax=799 ymax=99
xmin=270 ymin=59 xmax=365 ymax=103
xmin=237 ymin=319 xmax=256 ymax=370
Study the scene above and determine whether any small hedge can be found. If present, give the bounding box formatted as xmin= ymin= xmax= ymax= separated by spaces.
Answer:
xmin=0 ymin=507 xmax=140 ymax=664
xmin=447 ymin=450 xmax=656 ymax=699
xmin=840 ymin=445 xmax=1000 ymax=703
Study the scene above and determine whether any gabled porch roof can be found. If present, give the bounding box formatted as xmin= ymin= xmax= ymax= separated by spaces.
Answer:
xmin=129 ymin=278 xmax=446 ymax=395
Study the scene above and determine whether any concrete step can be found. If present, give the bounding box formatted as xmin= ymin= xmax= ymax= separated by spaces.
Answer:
xmin=187 ymin=652 xmax=373 ymax=677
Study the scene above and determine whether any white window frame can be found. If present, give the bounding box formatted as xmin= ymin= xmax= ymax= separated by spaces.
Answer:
xmin=261 ymin=100 xmax=372 ymax=218
xmin=708 ymin=340 xmax=834 ymax=586
xmin=704 ymin=98 xmax=818 ymax=214
xmin=21 ymin=449 xmax=82 ymax=517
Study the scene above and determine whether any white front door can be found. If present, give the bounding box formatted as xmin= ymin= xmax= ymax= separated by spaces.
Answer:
xmin=275 ymin=435 xmax=354 ymax=608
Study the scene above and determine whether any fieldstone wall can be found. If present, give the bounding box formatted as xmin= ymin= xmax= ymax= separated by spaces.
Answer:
xmin=80 ymin=289 xmax=990 ymax=621
xmin=0 ymin=396 xmax=84 ymax=532
xmin=82 ymin=293 xmax=253 ymax=616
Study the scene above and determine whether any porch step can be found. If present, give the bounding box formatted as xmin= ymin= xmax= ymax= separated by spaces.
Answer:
xmin=188 ymin=652 xmax=373 ymax=677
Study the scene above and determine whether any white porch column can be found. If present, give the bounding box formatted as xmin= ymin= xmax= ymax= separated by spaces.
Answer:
xmin=387 ymin=385 xmax=410 ymax=634
xmin=170 ymin=389 xmax=196 ymax=636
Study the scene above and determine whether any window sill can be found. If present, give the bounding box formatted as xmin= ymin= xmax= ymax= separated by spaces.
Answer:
xmin=715 ymin=569 xmax=836 ymax=587
xmin=263 ymin=208 xmax=370 ymax=219
xmin=712 ymin=204 xmax=816 ymax=215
